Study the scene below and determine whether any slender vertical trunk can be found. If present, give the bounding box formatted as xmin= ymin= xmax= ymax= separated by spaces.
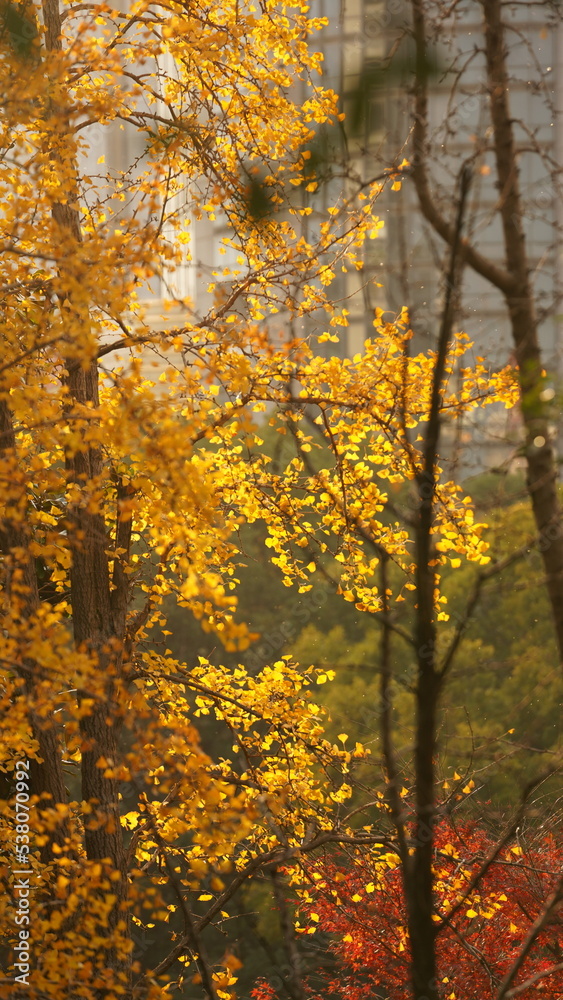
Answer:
xmin=411 ymin=508 xmax=439 ymax=1000
xmin=410 ymin=0 xmax=563 ymax=662
xmin=410 ymin=424 xmax=441 ymax=1000
xmin=481 ymin=0 xmax=563 ymax=658
xmin=271 ymin=869 xmax=306 ymax=1000
xmin=409 ymin=168 xmax=470 ymax=1000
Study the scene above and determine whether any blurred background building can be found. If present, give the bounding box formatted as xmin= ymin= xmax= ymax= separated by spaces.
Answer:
xmin=90 ymin=0 xmax=562 ymax=474
xmin=318 ymin=0 xmax=563 ymax=473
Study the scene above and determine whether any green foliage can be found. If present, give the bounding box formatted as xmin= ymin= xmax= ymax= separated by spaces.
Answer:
xmin=0 ymin=0 xmax=38 ymax=58
xmin=221 ymin=485 xmax=561 ymax=810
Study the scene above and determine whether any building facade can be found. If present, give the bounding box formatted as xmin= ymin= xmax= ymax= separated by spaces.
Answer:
xmin=330 ymin=0 xmax=563 ymax=472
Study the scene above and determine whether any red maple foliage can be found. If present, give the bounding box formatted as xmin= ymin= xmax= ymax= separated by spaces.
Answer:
xmin=254 ymin=819 xmax=563 ymax=1000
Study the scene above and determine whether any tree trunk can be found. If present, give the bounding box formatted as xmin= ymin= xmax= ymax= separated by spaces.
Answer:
xmin=398 ymin=169 xmax=470 ymax=1000
xmin=42 ymin=0 xmax=130 ymax=979
xmin=481 ymin=0 xmax=563 ymax=657
xmin=409 ymin=0 xmax=563 ymax=662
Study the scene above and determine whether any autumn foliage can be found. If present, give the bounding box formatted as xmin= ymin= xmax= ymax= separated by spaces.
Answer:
xmin=0 ymin=0 xmax=558 ymax=999
xmin=282 ymin=817 xmax=563 ymax=1000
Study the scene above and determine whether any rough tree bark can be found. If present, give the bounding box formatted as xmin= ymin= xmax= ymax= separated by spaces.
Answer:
xmin=42 ymin=0 xmax=130 ymax=970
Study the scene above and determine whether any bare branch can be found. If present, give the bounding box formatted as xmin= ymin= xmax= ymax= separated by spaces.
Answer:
xmin=495 ymin=871 xmax=563 ymax=1000
xmin=439 ymin=539 xmax=533 ymax=680
xmin=410 ymin=0 xmax=514 ymax=295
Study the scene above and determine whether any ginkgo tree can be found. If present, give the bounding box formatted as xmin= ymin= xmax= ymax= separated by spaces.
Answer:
xmin=0 ymin=0 xmax=383 ymax=997
xmin=0 ymin=2 xmax=554 ymax=1000
xmin=0 ymin=0 xmax=413 ymax=997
